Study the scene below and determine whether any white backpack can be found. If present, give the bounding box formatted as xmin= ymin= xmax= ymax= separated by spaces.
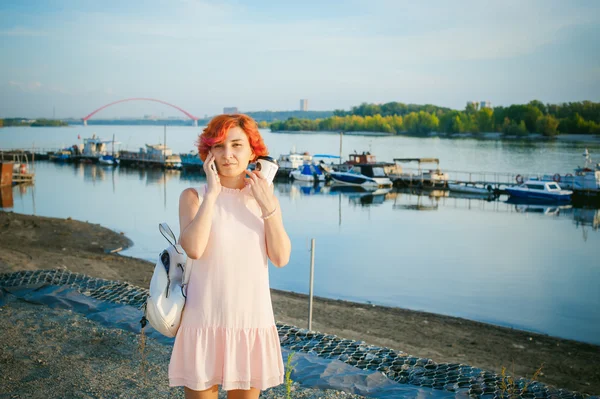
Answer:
xmin=142 ymin=223 xmax=192 ymax=338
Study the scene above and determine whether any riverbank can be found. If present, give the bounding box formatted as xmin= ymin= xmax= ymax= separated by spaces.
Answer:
xmin=271 ymin=130 xmax=600 ymax=144
xmin=0 ymin=210 xmax=598 ymax=396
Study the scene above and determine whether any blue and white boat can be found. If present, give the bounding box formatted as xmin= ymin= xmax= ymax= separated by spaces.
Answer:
xmin=181 ymin=151 xmax=204 ymax=170
xmin=289 ymin=163 xmax=325 ymax=182
xmin=505 ymin=179 xmax=572 ymax=202
xmin=328 ymin=163 xmax=393 ymax=188
xmin=98 ymin=154 xmax=120 ymax=165
xmin=97 ymin=134 xmax=120 ymax=165
xmin=49 ymin=149 xmax=72 ymax=162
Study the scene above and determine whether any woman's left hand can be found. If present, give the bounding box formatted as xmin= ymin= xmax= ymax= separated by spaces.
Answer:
xmin=245 ymin=170 xmax=276 ymax=213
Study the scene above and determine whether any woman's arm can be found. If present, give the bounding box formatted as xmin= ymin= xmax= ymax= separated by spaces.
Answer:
xmin=179 ymin=151 xmax=222 ymax=259
xmin=178 ymin=188 xmax=218 ymax=259
xmin=244 ymin=170 xmax=291 ymax=267
xmin=263 ymin=196 xmax=292 ymax=267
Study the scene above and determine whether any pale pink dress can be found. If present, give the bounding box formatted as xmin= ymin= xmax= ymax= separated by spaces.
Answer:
xmin=168 ymin=185 xmax=284 ymax=391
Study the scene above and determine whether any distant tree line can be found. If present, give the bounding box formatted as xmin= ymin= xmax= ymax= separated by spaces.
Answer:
xmin=61 ymin=111 xmax=333 ymax=127
xmin=270 ymin=101 xmax=600 ymax=137
xmin=245 ymin=110 xmax=333 ymax=122
xmin=0 ymin=118 xmax=68 ymax=127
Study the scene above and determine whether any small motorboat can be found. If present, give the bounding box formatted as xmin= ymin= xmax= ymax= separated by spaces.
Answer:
xmin=448 ymin=182 xmax=494 ymax=195
xmin=49 ymin=150 xmax=72 ymax=162
xmin=328 ymin=163 xmax=393 ymax=188
xmin=98 ymin=154 xmax=120 ymax=165
xmin=289 ymin=163 xmax=325 ymax=182
xmin=505 ymin=179 xmax=572 ymax=202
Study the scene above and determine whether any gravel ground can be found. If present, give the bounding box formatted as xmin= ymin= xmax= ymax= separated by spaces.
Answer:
xmin=0 ymin=298 xmax=369 ymax=399
xmin=1 ymin=210 xmax=598 ymax=396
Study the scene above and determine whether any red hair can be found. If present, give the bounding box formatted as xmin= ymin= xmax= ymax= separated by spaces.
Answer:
xmin=196 ymin=114 xmax=268 ymax=162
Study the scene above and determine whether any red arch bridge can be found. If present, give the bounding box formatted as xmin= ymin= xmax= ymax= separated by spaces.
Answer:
xmin=82 ymin=98 xmax=199 ymax=126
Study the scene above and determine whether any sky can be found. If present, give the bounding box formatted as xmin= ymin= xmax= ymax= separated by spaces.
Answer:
xmin=1 ymin=0 xmax=599 ymax=119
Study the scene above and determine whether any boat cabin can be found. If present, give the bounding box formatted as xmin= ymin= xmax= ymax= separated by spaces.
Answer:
xmin=144 ymin=144 xmax=173 ymax=159
xmin=523 ymin=181 xmax=562 ymax=192
xmin=347 ymin=152 xmax=377 ymax=165
xmin=82 ymin=135 xmax=108 ymax=156
xmin=350 ymin=163 xmax=389 ymax=178
xmin=278 ymin=151 xmax=312 ymax=170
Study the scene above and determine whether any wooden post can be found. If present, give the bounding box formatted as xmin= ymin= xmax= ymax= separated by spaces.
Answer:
xmin=308 ymin=238 xmax=315 ymax=331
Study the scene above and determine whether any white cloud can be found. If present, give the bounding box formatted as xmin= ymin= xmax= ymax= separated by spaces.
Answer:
xmin=1 ymin=0 xmax=598 ymax=116
xmin=6 ymin=81 xmax=43 ymax=91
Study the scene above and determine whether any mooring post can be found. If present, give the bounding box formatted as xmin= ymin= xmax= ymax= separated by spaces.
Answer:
xmin=308 ymin=238 xmax=315 ymax=331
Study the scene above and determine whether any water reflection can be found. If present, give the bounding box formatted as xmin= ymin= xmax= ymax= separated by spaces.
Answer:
xmin=391 ymin=188 xmax=447 ymax=211
xmin=272 ymin=181 xmax=600 ymax=241
xmin=3 ymin=161 xmax=599 ymax=344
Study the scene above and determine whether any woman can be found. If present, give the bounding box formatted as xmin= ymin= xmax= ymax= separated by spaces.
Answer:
xmin=169 ymin=114 xmax=291 ymax=399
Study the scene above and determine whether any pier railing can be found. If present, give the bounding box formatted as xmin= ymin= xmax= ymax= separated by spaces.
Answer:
xmin=396 ymin=166 xmax=561 ymax=187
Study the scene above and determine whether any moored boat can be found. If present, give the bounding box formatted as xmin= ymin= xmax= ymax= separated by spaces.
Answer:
xmin=49 ymin=150 xmax=72 ymax=162
xmin=98 ymin=154 xmax=119 ymax=165
xmin=448 ymin=182 xmax=494 ymax=196
xmin=289 ymin=163 xmax=325 ymax=182
xmin=505 ymin=179 xmax=572 ymax=202
xmin=181 ymin=151 xmax=203 ymax=170
xmin=328 ymin=163 xmax=393 ymax=188
xmin=277 ymin=150 xmax=312 ymax=170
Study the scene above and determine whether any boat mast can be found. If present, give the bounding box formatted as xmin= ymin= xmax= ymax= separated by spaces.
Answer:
xmin=339 ymin=131 xmax=343 ymax=167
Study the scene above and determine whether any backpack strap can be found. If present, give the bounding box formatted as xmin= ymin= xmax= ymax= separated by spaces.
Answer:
xmin=159 ymin=223 xmax=177 ymax=246
xmin=179 ymin=186 xmax=205 ymax=297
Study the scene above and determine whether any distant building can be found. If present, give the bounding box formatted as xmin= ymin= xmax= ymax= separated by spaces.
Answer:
xmin=467 ymin=101 xmax=492 ymax=111
xmin=466 ymin=101 xmax=478 ymax=110
xmin=300 ymin=99 xmax=308 ymax=111
xmin=223 ymin=107 xmax=238 ymax=114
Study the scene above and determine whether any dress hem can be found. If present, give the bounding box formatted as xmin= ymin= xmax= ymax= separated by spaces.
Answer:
xmin=169 ymin=374 xmax=284 ymax=391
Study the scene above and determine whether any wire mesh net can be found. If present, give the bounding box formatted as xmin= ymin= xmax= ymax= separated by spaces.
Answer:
xmin=0 ymin=269 xmax=588 ymax=399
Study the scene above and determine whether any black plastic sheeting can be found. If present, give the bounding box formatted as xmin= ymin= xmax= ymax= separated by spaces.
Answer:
xmin=0 ymin=284 xmax=457 ymax=399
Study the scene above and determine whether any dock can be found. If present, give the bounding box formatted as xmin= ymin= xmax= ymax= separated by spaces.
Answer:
xmin=0 ymin=150 xmax=35 ymax=185
xmin=118 ymin=150 xmax=182 ymax=169
xmin=2 ymin=146 xmax=599 ymax=204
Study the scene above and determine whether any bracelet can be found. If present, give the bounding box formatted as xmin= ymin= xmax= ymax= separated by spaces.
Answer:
xmin=261 ymin=206 xmax=278 ymax=220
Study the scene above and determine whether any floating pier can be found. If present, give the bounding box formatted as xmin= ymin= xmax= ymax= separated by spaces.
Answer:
xmin=0 ymin=151 xmax=35 ymax=185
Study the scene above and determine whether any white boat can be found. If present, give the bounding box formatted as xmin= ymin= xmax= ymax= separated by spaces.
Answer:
xmin=290 ymin=163 xmax=325 ymax=182
xmin=540 ymin=149 xmax=600 ymax=190
xmin=277 ymin=149 xmax=312 ymax=170
xmin=505 ymin=179 xmax=572 ymax=202
xmin=448 ymin=183 xmax=494 ymax=195
xmin=329 ymin=163 xmax=393 ymax=188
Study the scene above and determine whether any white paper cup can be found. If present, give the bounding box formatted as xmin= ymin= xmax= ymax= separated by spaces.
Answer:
xmin=255 ymin=156 xmax=279 ymax=184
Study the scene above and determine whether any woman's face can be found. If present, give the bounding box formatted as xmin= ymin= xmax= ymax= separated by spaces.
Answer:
xmin=210 ymin=126 xmax=255 ymax=177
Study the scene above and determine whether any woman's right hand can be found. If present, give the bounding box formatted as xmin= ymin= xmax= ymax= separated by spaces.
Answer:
xmin=203 ymin=151 xmax=221 ymax=198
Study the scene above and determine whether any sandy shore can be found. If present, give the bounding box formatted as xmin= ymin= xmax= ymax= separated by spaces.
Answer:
xmin=0 ymin=210 xmax=598 ymax=396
